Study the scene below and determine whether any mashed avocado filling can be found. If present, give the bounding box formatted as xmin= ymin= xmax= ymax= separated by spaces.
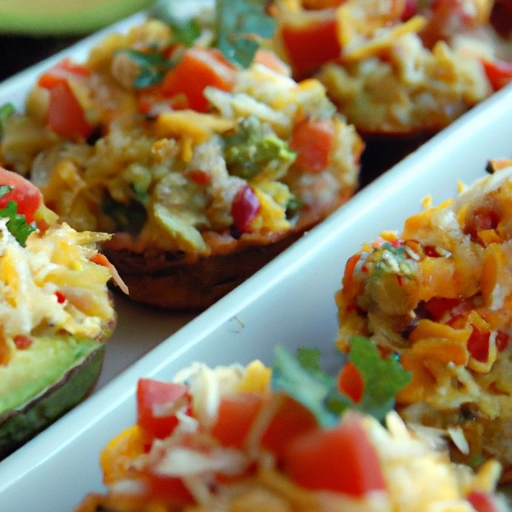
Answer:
xmin=223 ymin=116 xmax=297 ymax=180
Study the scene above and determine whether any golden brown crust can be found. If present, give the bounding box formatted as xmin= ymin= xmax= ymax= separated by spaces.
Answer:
xmin=103 ymin=186 xmax=356 ymax=310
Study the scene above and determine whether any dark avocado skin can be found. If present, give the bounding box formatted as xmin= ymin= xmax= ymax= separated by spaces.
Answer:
xmin=0 ymin=341 xmax=105 ymax=459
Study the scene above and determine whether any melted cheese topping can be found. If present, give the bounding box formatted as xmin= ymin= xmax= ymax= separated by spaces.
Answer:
xmin=0 ymin=220 xmax=115 ymax=362
xmin=76 ymin=361 xmax=504 ymax=512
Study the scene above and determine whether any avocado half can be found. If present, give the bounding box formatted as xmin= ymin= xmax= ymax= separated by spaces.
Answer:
xmin=0 ymin=335 xmax=105 ymax=459
xmin=0 ymin=0 xmax=154 ymax=36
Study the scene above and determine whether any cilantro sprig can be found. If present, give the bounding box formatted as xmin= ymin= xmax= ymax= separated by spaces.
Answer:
xmin=152 ymin=0 xmax=276 ymax=69
xmin=215 ymin=0 xmax=276 ymax=67
xmin=117 ymin=49 xmax=177 ymax=89
xmin=272 ymin=336 xmax=411 ymax=426
xmin=0 ymin=186 xmax=35 ymax=246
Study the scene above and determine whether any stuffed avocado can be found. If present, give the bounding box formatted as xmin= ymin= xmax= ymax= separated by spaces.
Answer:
xmin=75 ymin=340 xmax=507 ymax=511
xmin=0 ymin=166 xmax=121 ymax=458
xmin=336 ymin=162 xmax=512 ymax=482
xmin=271 ymin=0 xmax=512 ymax=136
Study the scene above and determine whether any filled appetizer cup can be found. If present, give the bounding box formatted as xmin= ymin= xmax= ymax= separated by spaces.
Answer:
xmin=336 ymin=161 xmax=512 ymax=482
xmin=0 ymin=166 xmax=123 ymax=458
xmin=271 ymin=0 xmax=512 ymax=137
xmin=0 ymin=7 xmax=363 ymax=310
xmin=75 ymin=340 xmax=507 ymax=511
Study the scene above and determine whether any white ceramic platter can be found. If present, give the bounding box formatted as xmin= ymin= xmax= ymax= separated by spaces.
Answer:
xmin=1 ymin=8 xmax=512 ymax=512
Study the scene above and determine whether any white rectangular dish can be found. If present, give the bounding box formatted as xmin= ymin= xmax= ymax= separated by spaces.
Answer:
xmin=1 ymin=9 xmax=512 ymax=512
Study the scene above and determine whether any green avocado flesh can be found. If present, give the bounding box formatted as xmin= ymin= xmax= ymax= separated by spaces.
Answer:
xmin=0 ymin=336 xmax=104 ymax=458
xmin=0 ymin=0 xmax=154 ymax=35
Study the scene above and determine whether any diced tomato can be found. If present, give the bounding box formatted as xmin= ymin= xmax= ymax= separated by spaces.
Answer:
xmin=47 ymin=82 xmax=92 ymax=141
xmin=423 ymin=245 xmax=442 ymax=257
xmin=211 ymin=392 xmax=264 ymax=449
xmin=187 ymin=170 xmax=211 ymax=185
xmin=55 ymin=291 xmax=67 ymax=304
xmin=401 ymin=0 xmax=418 ymax=19
xmin=301 ymin=0 xmax=346 ymax=8
xmin=337 ymin=361 xmax=364 ymax=403
xmin=423 ymin=297 xmax=464 ymax=321
xmin=161 ymin=47 xmax=236 ymax=113
xmin=0 ymin=167 xmax=42 ymax=223
xmin=142 ymin=472 xmax=193 ymax=504
xmin=13 ymin=335 xmax=32 ymax=350
xmin=283 ymin=414 xmax=386 ymax=496
xmin=481 ymin=58 xmax=512 ymax=91
xmin=231 ymin=184 xmax=260 ymax=233
xmin=136 ymin=379 xmax=190 ymax=442
xmin=261 ymin=396 xmax=318 ymax=457
xmin=467 ymin=326 xmax=490 ymax=362
xmin=467 ymin=490 xmax=500 ymax=512
xmin=38 ymin=58 xmax=90 ymax=89
xmin=290 ymin=118 xmax=335 ymax=173
xmin=279 ymin=12 xmax=341 ymax=79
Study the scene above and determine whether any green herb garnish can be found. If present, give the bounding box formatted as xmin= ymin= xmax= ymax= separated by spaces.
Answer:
xmin=170 ymin=18 xmax=202 ymax=47
xmin=151 ymin=0 xmax=276 ymax=68
xmin=0 ymin=186 xmax=35 ymax=246
xmin=272 ymin=336 xmax=411 ymax=426
xmin=118 ymin=49 xmax=176 ymax=89
xmin=215 ymin=0 xmax=276 ymax=67
xmin=150 ymin=1 xmax=202 ymax=47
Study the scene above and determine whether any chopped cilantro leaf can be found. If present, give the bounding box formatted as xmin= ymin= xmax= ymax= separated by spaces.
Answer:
xmin=296 ymin=347 xmax=333 ymax=387
xmin=169 ymin=18 xmax=202 ymax=47
xmin=151 ymin=0 xmax=276 ymax=68
xmin=296 ymin=346 xmax=322 ymax=373
xmin=272 ymin=344 xmax=342 ymax=427
xmin=344 ymin=335 xmax=411 ymax=420
xmin=150 ymin=1 xmax=202 ymax=47
xmin=117 ymin=49 xmax=175 ymax=89
xmin=271 ymin=336 xmax=411 ymax=426
xmin=214 ymin=0 xmax=276 ymax=67
xmin=0 ymin=198 xmax=35 ymax=246
xmin=220 ymin=36 xmax=259 ymax=69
